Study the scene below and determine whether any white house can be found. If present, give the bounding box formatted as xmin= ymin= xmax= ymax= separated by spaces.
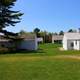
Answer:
xmin=63 ymin=32 xmax=80 ymax=50
xmin=52 ymin=35 xmax=63 ymax=44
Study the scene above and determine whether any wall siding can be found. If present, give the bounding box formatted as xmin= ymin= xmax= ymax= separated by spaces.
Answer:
xmin=17 ymin=39 xmax=38 ymax=50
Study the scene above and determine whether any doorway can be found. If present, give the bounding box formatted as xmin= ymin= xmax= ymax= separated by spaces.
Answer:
xmin=70 ymin=42 xmax=74 ymax=50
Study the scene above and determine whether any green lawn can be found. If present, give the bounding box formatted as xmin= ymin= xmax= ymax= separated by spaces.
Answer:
xmin=2 ymin=43 xmax=80 ymax=56
xmin=0 ymin=43 xmax=80 ymax=80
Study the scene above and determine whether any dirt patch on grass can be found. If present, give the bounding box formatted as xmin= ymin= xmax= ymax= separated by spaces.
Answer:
xmin=59 ymin=47 xmax=65 ymax=51
xmin=54 ymin=55 xmax=80 ymax=60
xmin=1 ymin=55 xmax=80 ymax=62
xmin=0 ymin=56 xmax=51 ymax=62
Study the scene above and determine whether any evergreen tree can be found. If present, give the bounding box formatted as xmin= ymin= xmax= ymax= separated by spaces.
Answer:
xmin=34 ymin=28 xmax=40 ymax=37
xmin=59 ymin=30 xmax=64 ymax=35
xmin=0 ymin=0 xmax=23 ymax=30
xmin=68 ymin=29 xmax=73 ymax=32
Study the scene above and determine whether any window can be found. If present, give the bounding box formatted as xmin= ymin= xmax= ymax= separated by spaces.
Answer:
xmin=75 ymin=40 xmax=77 ymax=45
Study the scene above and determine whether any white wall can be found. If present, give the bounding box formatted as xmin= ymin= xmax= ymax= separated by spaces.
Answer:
xmin=17 ymin=39 xmax=38 ymax=50
xmin=63 ymin=36 xmax=67 ymax=50
xmin=52 ymin=37 xmax=54 ymax=43
xmin=63 ymin=36 xmax=75 ymax=50
xmin=63 ymin=39 xmax=80 ymax=50
xmin=79 ymin=41 xmax=80 ymax=50
xmin=74 ymin=40 xmax=77 ymax=50
xmin=37 ymin=38 xmax=43 ymax=43
xmin=74 ymin=40 xmax=79 ymax=50
xmin=73 ymin=40 xmax=80 ymax=50
xmin=63 ymin=34 xmax=80 ymax=50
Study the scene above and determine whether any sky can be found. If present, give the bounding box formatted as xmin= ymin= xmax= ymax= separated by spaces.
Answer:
xmin=5 ymin=0 xmax=80 ymax=33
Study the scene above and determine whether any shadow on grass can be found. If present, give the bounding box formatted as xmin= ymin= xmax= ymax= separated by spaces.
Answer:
xmin=0 ymin=48 xmax=45 ymax=54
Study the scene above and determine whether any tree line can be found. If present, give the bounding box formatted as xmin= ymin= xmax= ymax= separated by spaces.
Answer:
xmin=19 ymin=28 xmax=76 ymax=43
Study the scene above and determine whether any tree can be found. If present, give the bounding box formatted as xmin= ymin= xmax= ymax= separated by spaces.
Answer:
xmin=53 ymin=32 xmax=58 ymax=35
xmin=68 ymin=29 xmax=73 ymax=32
xmin=0 ymin=0 xmax=23 ymax=30
xmin=39 ymin=31 xmax=52 ymax=43
xmin=59 ymin=30 xmax=64 ymax=35
xmin=19 ymin=30 xmax=27 ymax=35
xmin=33 ymin=28 xmax=40 ymax=37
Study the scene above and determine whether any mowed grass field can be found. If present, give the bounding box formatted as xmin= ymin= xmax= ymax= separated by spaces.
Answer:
xmin=0 ymin=43 xmax=80 ymax=80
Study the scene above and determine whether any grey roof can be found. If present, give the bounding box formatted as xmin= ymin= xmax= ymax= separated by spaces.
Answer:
xmin=52 ymin=35 xmax=63 ymax=40
xmin=0 ymin=33 xmax=36 ymax=40
xmin=64 ymin=32 xmax=80 ymax=40
xmin=19 ymin=33 xmax=36 ymax=40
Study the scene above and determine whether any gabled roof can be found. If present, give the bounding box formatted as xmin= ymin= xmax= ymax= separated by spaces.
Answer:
xmin=18 ymin=33 xmax=36 ymax=40
xmin=0 ymin=30 xmax=36 ymax=41
xmin=64 ymin=32 xmax=80 ymax=40
xmin=52 ymin=35 xmax=63 ymax=40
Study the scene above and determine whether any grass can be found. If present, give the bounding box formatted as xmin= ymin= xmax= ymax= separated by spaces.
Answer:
xmin=0 ymin=43 xmax=80 ymax=80
xmin=39 ymin=43 xmax=80 ymax=55
xmin=1 ymin=43 xmax=80 ymax=56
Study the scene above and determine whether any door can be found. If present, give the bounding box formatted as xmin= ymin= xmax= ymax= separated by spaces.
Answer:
xmin=70 ymin=42 xmax=74 ymax=50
